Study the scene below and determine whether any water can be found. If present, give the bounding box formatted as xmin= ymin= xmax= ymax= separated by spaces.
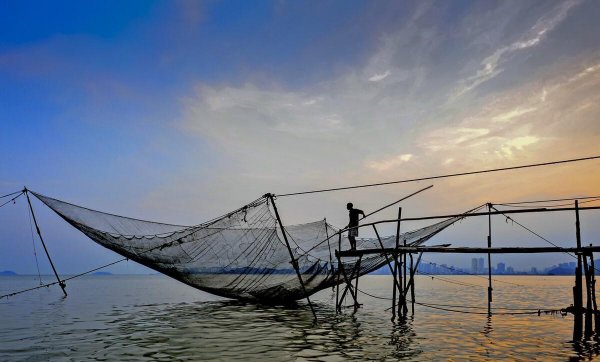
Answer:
xmin=1 ymin=275 xmax=598 ymax=361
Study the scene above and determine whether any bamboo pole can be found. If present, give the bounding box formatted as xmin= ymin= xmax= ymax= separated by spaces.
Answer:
xmin=267 ymin=194 xmax=317 ymax=321
xmin=574 ymin=200 xmax=583 ymax=340
xmin=583 ymin=254 xmax=593 ymax=338
xmin=409 ymin=253 xmax=415 ymax=314
xmin=336 ymin=232 xmax=341 ymax=313
xmin=353 ymin=256 xmax=362 ymax=311
xmin=25 ymin=189 xmax=67 ymax=297
xmin=487 ymin=203 xmax=493 ymax=315
xmin=588 ymin=249 xmax=600 ymax=334
xmin=340 ymin=245 xmax=600 ymax=256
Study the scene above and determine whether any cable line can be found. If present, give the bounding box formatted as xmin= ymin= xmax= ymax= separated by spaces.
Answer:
xmin=0 ymin=258 xmax=127 ymax=300
xmin=276 ymin=155 xmax=600 ymax=197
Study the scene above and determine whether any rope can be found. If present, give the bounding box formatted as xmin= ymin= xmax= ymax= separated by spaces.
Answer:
xmin=368 ymin=289 xmax=566 ymax=315
xmin=0 ymin=190 xmax=22 ymax=199
xmin=0 ymin=258 xmax=127 ymax=300
xmin=414 ymin=301 xmax=564 ymax=315
xmin=276 ymin=155 xmax=600 ymax=197
xmin=497 ymin=195 xmax=600 ymax=206
xmin=491 ymin=205 xmax=600 ymax=275
xmin=0 ymin=192 xmax=23 ymax=208
xmin=495 ymin=198 xmax=600 ymax=209
xmin=416 ymin=271 xmax=483 ymax=288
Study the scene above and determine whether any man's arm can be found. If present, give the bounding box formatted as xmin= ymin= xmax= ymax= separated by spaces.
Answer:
xmin=358 ymin=209 xmax=365 ymax=218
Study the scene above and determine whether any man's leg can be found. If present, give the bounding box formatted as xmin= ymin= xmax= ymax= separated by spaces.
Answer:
xmin=349 ymin=236 xmax=356 ymax=250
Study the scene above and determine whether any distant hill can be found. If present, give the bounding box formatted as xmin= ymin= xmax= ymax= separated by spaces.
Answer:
xmin=0 ymin=270 xmax=17 ymax=276
xmin=92 ymin=271 xmax=113 ymax=276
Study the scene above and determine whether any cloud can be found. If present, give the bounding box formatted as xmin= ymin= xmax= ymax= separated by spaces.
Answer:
xmin=492 ymin=107 xmax=537 ymax=123
xmin=367 ymin=154 xmax=413 ymax=171
xmin=368 ymin=70 xmax=391 ymax=82
xmin=452 ymin=0 xmax=582 ymax=99
xmin=173 ymin=1 xmax=600 ymax=226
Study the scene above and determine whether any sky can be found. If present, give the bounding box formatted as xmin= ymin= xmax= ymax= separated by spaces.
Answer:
xmin=1 ymin=0 xmax=600 ymax=276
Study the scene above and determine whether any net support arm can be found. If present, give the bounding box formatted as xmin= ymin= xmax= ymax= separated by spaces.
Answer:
xmin=24 ymin=188 xmax=67 ymax=297
xmin=266 ymin=193 xmax=317 ymax=322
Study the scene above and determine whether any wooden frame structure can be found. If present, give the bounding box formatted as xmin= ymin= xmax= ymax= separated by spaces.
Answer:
xmin=334 ymin=202 xmax=600 ymax=339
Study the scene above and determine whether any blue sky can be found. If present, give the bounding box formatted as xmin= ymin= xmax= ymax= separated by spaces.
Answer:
xmin=1 ymin=0 xmax=600 ymax=275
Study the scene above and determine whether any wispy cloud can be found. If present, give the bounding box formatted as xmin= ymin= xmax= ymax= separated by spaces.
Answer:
xmin=368 ymin=70 xmax=391 ymax=82
xmin=367 ymin=153 xmax=413 ymax=171
xmin=173 ymin=1 xmax=600 ymax=223
xmin=451 ymin=0 xmax=582 ymax=99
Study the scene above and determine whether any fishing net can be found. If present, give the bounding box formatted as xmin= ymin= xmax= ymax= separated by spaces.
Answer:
xmin=32 ymin=191 xmax=472 ymax=303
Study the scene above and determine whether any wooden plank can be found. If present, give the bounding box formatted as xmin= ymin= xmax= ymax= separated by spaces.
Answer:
xmin=339 ymin=246 xmax=600 ymax=257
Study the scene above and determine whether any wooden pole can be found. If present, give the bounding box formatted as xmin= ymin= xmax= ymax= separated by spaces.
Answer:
xmin=487 ymin=203 xmax=493 ymax=315
xmin=574 ymin=200 xmax=583 ymax=340
xmin=267 ymin=194 xmax=317 ymax=322
xmin=409 ymin=253 xmax=415 ymax=314
xmin=588 ymin=248 xmax=600 ymax=334
xmin=25 ymin=190 xmax=67 ymax=297
xmin=373 ymin=225 xmax=401 ymax=321
xmin=393 ymin=207 xmax=402 ymax=319
xmin=583 ymin=254 xmax=593 ymax=338
xmin=340 ymin=245 xmax=600 ymax=256
xmin=336 ymin=232 xmax=341 ymax=313
xmin=353 ymin=256 xmax=362 ymax=311
xmin=403 ymin=234 xmax=408 ymax=316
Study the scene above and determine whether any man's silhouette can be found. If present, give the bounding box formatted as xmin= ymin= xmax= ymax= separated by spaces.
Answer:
xmin=346 ymin=202 xmax=365 ymax=250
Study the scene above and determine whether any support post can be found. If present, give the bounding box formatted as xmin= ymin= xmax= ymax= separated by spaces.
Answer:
xmin=373 ymin=225 xmax=401 ymax=320
xmin=574 ymin=199 xmax=583 ymax=340
xmin=583 ymin=253 xmax=593 ymax=338
xmin=394 ymin=207 xmax=404 ymax=318
xmin=410 ymin=253 xmax=415 ymax=314
xmin=267 ymin=194 xmax=317 ymax=322
xmin=403 ymin=252 xmax=423 ymax=305
xmin=25 ymin=189 xmax=67 ymax=297
xmin=487 ymin=203 xmax=493 ymax=315
xmin=353 ymin=256 xmax=362 ymax=311
xmin=335 ymin=232 xmax=341 ymax=314
xmin=588 ymin=247 xmax=600 ymax=334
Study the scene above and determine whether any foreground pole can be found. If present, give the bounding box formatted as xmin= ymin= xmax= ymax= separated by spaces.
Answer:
xmin=267 ymin=194 xmax=317 ymax=322
xmin=487 ymin=203 xmax=493 ymax=315
xmin=574 ymin=200 xmax=583 ymax=340
xmin=589 ymin=249 xmax=600 ymax=334
xmin=394 ymin=207 xmax=403 ymax=318
xmin=25 ymin=189 xmax=67 ymax=297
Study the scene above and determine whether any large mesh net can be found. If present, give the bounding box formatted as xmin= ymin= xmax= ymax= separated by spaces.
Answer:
xmin=32 ymin=191 xmax=472 ymax=303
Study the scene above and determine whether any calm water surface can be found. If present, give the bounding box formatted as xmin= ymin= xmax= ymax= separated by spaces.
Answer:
xmin=1 ymin=275 xmax=599 ymax=361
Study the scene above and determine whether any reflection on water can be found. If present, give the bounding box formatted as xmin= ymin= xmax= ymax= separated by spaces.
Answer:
xmin=1 ymin=275 xmax=600 ymax=361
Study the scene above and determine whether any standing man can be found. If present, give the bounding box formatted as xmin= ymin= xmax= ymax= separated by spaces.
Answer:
xmin=346 ymin=202 xmax=365 ymax=250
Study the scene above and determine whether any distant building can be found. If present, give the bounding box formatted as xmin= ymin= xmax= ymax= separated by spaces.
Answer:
xmin=530 ymin=267 xmax=538 ymax=274
xmin=497 ymin=262 xmax=506 ymax=274
xmin=471 ymin=258 xmax=478 ymax=274
xmin=478 ymin=258 xmax=484 ymax=274
xmin=507 ymin=266 xmax=515 ymax=274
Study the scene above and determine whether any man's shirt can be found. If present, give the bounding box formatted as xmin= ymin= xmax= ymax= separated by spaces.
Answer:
xmin=348 ymin=208 xmax=364 ymax=227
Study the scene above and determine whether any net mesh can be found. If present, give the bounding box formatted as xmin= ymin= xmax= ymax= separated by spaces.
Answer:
xmin=32 ymin=191 xmax=472 ymax=303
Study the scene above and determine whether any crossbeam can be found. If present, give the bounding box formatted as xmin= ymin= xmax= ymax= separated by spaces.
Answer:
xmin=339 ymin=245 xmax=600 ymax=257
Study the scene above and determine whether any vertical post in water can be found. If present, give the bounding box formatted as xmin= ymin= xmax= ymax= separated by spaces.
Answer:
xmin=25 ymin=189 xmax=67 ymax=297
xmin=353 ymin=256 xmax=362 ymax=311
xmin=396 ymin=207 xmax=404 ymax=318
xmin=487 ymin=203 xmax=493 ymax=315
xmin=267 ymin=194 xmax=317 ymax=322
xmin=583 ymin=252 xmax=593 ymax=338
xmin=409 ymin=253 xmax=415 ymax=314
xmin=589 ymin=247 xmax=600 ymax=334
xmin=574 ymin=199 xmax=583 ymax=340
xmin=336 ymin=232 xmax=341 ymax=314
